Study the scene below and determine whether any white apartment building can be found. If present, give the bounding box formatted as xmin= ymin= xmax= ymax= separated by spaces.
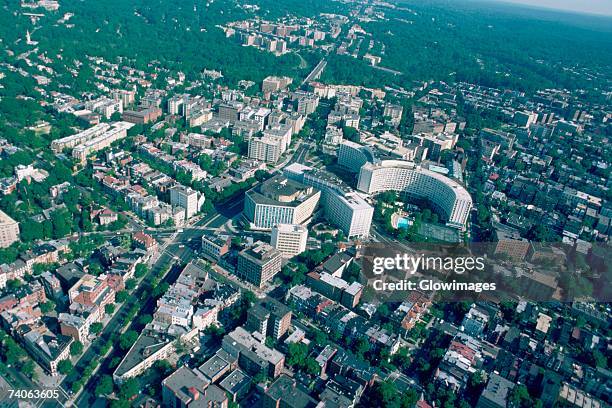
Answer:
xmin=84 ymin=97 xmax=123 ymax=119
xmin=239 ymin=107 xmax=271 ymax=131
xmin=248 ymin=135 xmax=283 ymax=163
xmin=167 ymin=94 xmax=189 ymax=115
xmin=357 ymin=160 xmax=472 ymax=230
xmin=384 ymin=103 xmax=404 ymax=126
xmin=170 ymin=185 xmax=204 ymax=219
xmin=263 ymin=124 xmax=293 ymax=151
xmin=262 ymin=76 xmax=292 ymax=93
xmin=72 ymin=122 xmax=134 ymax=162
xmin=271 ymin=224 xmax=308 ymax=258
xmin=51 ymin=123 xmax=111 ymax=153
xmin=173 ymin=160 xmax=208 ymax=181
xmin=327 ymin=191 xmax=374 ymax=238
xmin=338 ymin=140 xmax=375 ymax=173
xmin=112 ymin=89 xmax=136 ymax=107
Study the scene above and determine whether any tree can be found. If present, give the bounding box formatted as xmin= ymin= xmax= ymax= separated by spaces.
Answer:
xmin=304 ymin=357 xmax=321 ymax=376
xmin=243 ymin=290 xmax=257 ymax=306
xmin=280 ymin=265 xmax=306 ymax=286
xmin=344 ymin=262 xmax=361 ymax=283
xmin=110 ymin=399 xmax=131 ymax=408
xmin=21 ymin=359 xmax=36 ymax=379
xmin=119 ymin=330 xmax=139 ymax=351
xmin=90 ymin=322 xmax=103 ymax=334
xmin=252 ymin=372 xmax=268 ymax=384
xmin=205 ymin=324 xmax=225 ymax=342
xmin=6 ymin=278 xmax=22 ymax=290
xmin=466 ymin=370 xmax=486 ymax=401
xmin=152 ymin=282 xmax=169 ymax=298
xmin=95 ymin=375 xmax=114 ymax=396
xmin=57 ymin=359 xmax=73 ymax=375
xmin=51 ymin=209 xmax=72 ymax=238
xmin=71 ymin=380 xmax=83 ymax=394
xmin=287 ymin=343 xmax=309 ymax=368
xmin=20 ymin=219 xmax=44 ymax=242
xmin=70 ymin=341 xmax=84 ymax=356
xmin=367 ymin=380 xmax=417 ymax=408
xmin=354 ymin=338 xmax=370 ymax=359
xmin=119 ymin=378 xmax=139 ymax=400
xmin=137 ymin=314 xmax=153 ymax=326
xmin=526 ymin=224 xmax=557 ymax=242
xmin=115 ymin=290 xmax=128 ymax=303
xmin=134 ymin=263 xmax=148 ymax=278
xmin=125 ymin=279 xmax=137 ymax=291
xmin=439 ymin=149 xmax=454 ymax=164
xmin=509 ymin=384 xmax=533 ymax=408
xmin=104 ymin=303 xmax=116 ymax=315
xmin=39 ymin=301 xmax=56 ymax=314
xmin=154 ymin=360 xmax=174 ymax=377
xmin=254 ymin=170 xmax=269 ymax=182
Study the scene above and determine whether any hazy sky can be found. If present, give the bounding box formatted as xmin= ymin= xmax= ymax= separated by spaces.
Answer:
xmin=498 ymin=0 xmax=612 ymax=16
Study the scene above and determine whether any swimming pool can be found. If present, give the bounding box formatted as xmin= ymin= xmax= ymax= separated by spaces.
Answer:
xmin=397 ymin=217 xmax=410 ymax=229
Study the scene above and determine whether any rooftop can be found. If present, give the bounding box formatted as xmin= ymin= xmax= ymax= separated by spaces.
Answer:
xmin=265 ymin=374 xmax=318 ymax=408
xmin=219 ymin=369 xmax=251 ymax=394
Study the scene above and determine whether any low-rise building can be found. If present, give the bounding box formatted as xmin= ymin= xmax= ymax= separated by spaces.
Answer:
xmin=122 ymin=106 xmax=163 ymax=124
xmin=22 ymin=325 xmax=72 ymax=376
xmin=201 ymin=234 xmax=231 ymax=262
xmin=162 ymin=366 xmax=229 ymax=408
xmin=222 ymin=327 xmax=285 ymax=379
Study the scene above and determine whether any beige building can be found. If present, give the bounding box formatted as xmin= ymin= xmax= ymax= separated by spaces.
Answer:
xmin=271 ymin=224 xmax=308 ymax=258
xmin=0 ymin=210 xmax=19 ymax=248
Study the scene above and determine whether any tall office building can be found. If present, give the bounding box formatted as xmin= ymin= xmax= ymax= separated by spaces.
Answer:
xmin=271 ymin=224 xmax=308 ymax=258
xmin=170 ymin=185 xmax=204 ymax=219
xmin=283 ymin=163 xmax=373 ymax=238
xmin=243 ymin=175 xmax=320 ymax=230
xmin=0 ymin=210 xmax=19 ymax=248
xmin=236 ymin=241 xmax=282 ymax=288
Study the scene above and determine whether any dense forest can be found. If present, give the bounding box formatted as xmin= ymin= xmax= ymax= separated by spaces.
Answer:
xmin=0 ymin=0 xmax=318 ymax=85
xmin=322 ymin=0 xmax=612 ymax=93
xmin=1 ymin=0 xmax=610 ymax=97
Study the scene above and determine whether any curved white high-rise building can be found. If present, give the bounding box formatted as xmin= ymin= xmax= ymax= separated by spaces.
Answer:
xmin=357 ymin=160 xmax=472 ymax=230
xmin=337 ymin=140 xmax=378 ymax=173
